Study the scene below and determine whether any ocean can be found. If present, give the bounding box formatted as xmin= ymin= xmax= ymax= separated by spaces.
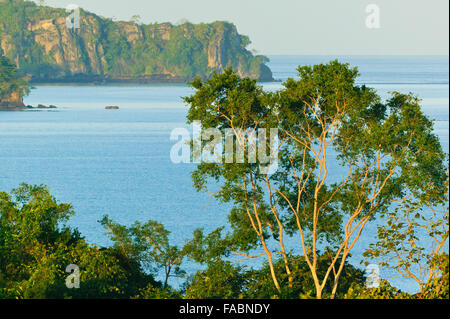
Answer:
xmin=0 ymin=56 xmax=448 ymax=293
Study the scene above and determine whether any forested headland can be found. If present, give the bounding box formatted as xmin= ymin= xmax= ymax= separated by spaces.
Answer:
xmin=0 ymin=0 xmax=273 ymax=83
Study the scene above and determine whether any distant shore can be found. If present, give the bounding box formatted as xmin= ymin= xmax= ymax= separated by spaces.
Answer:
xmin=29 ymin=74 xmax=189 ymax=85
xmin=29 ymin=76 xmax=275 ymax=85
xmin=0 ymin=105 xmax=27 ymax=111
xmin=0 ymin=104 xmax=57 ymax=111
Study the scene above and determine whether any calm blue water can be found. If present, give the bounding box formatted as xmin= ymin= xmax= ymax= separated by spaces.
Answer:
xmin=0 ymin=56 xmax=448 ymax=293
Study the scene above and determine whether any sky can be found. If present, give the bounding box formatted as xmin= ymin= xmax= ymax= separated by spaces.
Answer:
xmin=32 ymin=0 xmax=449 ymax=55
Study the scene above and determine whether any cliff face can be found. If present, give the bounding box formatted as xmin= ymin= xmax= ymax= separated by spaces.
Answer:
xmin=0 ymin=0 xmax=273 ymax=82
xmin=0 ymin=91 xmax=25 ymax=109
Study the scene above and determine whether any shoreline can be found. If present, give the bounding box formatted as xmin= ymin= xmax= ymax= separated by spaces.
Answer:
xmin=0 ymin=106 xmax=27 ymax=111
xmin=28 ymin=74 xmax=276 ymax=86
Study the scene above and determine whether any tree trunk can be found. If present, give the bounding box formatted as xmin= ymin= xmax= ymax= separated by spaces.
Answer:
xmin=265 ymin=248 xmax=281 ymax=294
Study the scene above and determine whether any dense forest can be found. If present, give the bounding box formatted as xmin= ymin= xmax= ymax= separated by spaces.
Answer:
xmin=0 ymin=0 xmax=273 ymax=83
xmin=0 ymin=183 xmax=447 ymax=299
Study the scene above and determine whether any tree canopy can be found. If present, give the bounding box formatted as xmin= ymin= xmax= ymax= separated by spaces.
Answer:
xmin=183 ymin=61 xmax=448 ymax=298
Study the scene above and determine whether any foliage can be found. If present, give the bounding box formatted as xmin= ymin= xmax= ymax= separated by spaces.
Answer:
xmin=0 ymin=60 xmax=447 ymax=300
xmin=0 ymin=55 xmax=29 ymax=101
xmin=183 ymin=227 xmax=365 ymax=299
xmin=100 ymin=215 xmax=186 ymax=288
xmin=0 ymin=0 xmax=272 ymax=81
xmin=183 ymin=62 xmax=448 ymax=298
xmin=183 ymin=251 xmax=365 ymax=299
xmin=364 ymin=180 xmax=448 ymax=291
xmin=244 ymin=252 xmax=366 ymax=299
xmin=419 ymin=254 xmax=449 ymax=299
xmin=344 ymin=280 xmax=414 ymax=299
xmin=184 ymin=260 xmax=248 ymax=299
xmin=0 ymin=184 xmax=159 ymax=299
xmin=133 ymin=285 xmax=183 ymax=299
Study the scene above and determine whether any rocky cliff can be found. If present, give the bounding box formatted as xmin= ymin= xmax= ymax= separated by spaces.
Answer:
xmin=0 ymin=0 xmax=273 ymax=83
xmin=0 ymin=91 xmax=25 ymax=110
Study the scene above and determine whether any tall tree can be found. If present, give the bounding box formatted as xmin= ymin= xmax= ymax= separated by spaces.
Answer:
xmin=100 ymin=216 xmax=186 ymax=289
xmin=184 ymin=62 xmax=448 ymax=298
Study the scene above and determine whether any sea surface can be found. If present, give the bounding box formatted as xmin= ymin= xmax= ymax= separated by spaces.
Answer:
xmin=0 ymin=56 xmax=448 ymax=293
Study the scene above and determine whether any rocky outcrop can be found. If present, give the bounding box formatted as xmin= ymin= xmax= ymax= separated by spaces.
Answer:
xmin=36 ymin=104 xmax=57 ymax=109
xmin=0 ymin=91 xmax=26 ymax=110
xmin=206 ymin=23 xmax=273 ymax=81
xmin=24 ymin=15 xmax=106 ymax=77
xmin=0 ymin=0 xmax=273 ymax=82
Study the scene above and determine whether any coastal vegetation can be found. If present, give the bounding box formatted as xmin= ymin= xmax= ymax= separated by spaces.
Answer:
xmin=0 ymin=55 xmax=29 ymax=109
xmin=0 ymin=0 xmax=273 ymax=83
xmin=0 ymin=182 xmax=447 ymax=299
xmin=183 ymin=62 xmax=449 ymax=299
xmin=0 ymin=61 xmax=448 ymax=299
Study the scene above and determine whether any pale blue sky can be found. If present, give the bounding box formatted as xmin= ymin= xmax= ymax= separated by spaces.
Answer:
xmin=33 ymin=0 xmax=448 ymax=55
